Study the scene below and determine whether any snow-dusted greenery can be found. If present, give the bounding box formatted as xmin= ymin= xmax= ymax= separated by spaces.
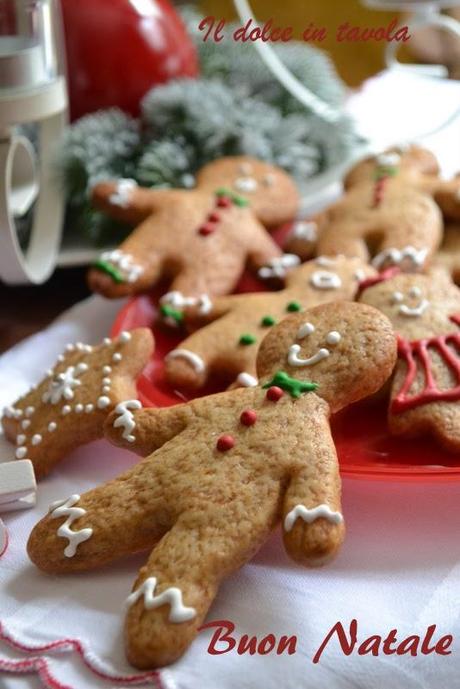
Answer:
xmin=58 ymin=6 xmax=355 ymax=243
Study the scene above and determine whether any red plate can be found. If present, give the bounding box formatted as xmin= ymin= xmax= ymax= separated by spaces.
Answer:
xmin=110 ymin=225 xmax=460 ymax=482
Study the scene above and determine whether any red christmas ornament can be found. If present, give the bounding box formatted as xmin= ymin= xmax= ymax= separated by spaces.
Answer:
xmin=266 ymin=386 xmax=284 ymax=402
xmin=217 ymin=435 xmax=235 ymax=452
xmin=60 ymin=0 xmax=199 ymax=120
xmin=240 ymin=409 xmax=257 ymax=426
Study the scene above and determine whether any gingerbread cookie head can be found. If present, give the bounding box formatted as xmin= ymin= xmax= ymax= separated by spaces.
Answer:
xmin=195 ymin=156 xmax=300 ymax=228
xmin=1 ymin=329 xmax=153 ymax=478
xmin=285 ymin=255 xmax=376 ymax=293
xmin=344 ymin=145 xmax=440 ymax=189
xmin=256 ymin=301 xmax=397 ymax=413
xmin=359 ymin=270 xmax=460 ymax=340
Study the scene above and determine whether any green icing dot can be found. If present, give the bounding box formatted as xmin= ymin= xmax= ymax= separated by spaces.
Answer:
xmin=160 ymin=304 xmax=184 ymax=324
xmin=286 ymin=301 xmax=301 ymax=313
xmin=261 ymin=315 xmax=276 ymax=327
xmin=239 ymin=334 xmax=257 ymax=346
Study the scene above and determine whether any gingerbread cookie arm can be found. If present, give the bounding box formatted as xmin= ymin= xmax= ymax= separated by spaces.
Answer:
xmin=91 ymin=181 xmax=176 ymax=225
xmin=105 ymin=405 xmax=192 ymax=455
xmin=427 ymin=178 xmax=460 ymax=221
xmin=245 ymin=217 xmax=283 ymax=271
xmin=282 ymin=418 xmax=344 ymax=566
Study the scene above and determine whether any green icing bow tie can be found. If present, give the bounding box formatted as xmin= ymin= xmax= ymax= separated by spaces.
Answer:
xmin=263 ymin=371 xmax=318 ymax=399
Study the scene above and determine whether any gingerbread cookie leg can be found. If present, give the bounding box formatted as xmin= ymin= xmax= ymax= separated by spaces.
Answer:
xmin=125 ymin=501 xmax=276 ymax=668
xmin=282 ymin=422 xmax=344 ymax=567
xmin=27 ymin=459 xmax=170 ymax=574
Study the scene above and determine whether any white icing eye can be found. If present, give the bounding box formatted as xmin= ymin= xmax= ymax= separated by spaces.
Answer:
xmin=234 ymin=177 xmax=258 ymax=193
xmin=326 ymin=331 xmax=341 ymax=345
xmin=262 ymin=173 xmax=275 ymax=187
xmin=393 ymin=291 xmax=404 ymax=303
xmin=310 ymin=270 xmax=342 ymax=290
xmin=409 ymin=286 xmax=422 ymax=299
xmin=297 ymin=322 xmax=315 ymax=339
xmin=354 ymin=269 xmax=366 ymax=282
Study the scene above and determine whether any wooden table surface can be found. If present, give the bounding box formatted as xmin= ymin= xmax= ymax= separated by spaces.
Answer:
xmin=0 ymin=268 xmax=90 ymax=354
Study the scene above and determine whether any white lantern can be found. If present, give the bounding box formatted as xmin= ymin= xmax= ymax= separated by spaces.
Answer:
xmin=0 ymin=0 xmax=68 ymax=284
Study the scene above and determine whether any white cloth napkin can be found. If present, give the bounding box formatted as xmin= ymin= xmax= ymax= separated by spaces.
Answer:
xmin=1 ymin=69 xmax=460 ymax=689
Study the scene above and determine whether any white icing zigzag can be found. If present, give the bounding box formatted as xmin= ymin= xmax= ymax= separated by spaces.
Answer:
xmin=372 ymin=246 xmax=428 ymax=270
xmin=113 ymin=399 xmax=142 ymax=443
xmin=49 ymin=494 xmax=93 ymax=558
xmin=258 ymin=254 xmax=300 ymax=279
xmin=99 ymin=250 xmax=144 ymax=284
xmin=126 ymin=577 xmax=196 ymax=623
xmin=284 ymin=503 xmax=343 ymax=532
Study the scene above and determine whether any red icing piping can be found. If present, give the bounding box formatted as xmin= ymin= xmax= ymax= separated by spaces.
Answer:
xmin=392 ymin=320 xmax=460 ymax=413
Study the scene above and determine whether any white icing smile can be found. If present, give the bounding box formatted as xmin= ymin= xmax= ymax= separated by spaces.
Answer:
xmin=288 ymin=323 xmax=341 ymax=367
xmin=392 ymin=287 xmax=429 ymax=318
xmin=310 ymin=270 xmax=342 ymax=290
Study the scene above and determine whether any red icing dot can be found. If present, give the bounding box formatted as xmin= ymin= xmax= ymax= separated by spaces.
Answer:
xmin=208 ymin=211 xmax=221 ymax=222
xmin=266 ymin=386 xmax=284 ymax=402
xmin=240 ymin=409 xmax=257 ymax=426
xmin=217 ymin=434 xmax=235 ymax=452
xmin=217 ymin=196 xmax=232 ymax=208
xmin=199 ymin=223 xmax=216 ymax=236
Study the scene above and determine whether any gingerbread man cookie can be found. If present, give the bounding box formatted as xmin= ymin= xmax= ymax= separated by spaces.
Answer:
xmin=315 ymin=146 xmax=460 ymax=271
xmin=163 ymin=256 xmax=376 ymax=389
xmin=28 ymin=301 xmax=396 ymax=668
xmin=432 ymin=223 xmax=460 ymax=286
xmin=88 ymin=157 xmax=300 ymax=299
xmin=359 ymin=270 xmax=460 ymax=450
xmin=1 ymin=329 xmax=153 ymax=478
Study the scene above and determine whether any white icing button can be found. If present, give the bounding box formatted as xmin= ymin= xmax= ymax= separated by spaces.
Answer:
xmin=102 ymin=378 xmax=111 ymax=385
xmin=97 ymin=396 xmax=111 ymax=409
xmin=85 ymin=404 xmax=94 ymax=413
xmin=120 ymin=331 xmax=132 ymax=342
xmin=15 ymin=447 xmax=27 ymax=459
xmin=237 ymin=372 xmax=258 ymax=387
xmin=48 ymin=422 xmax=57 ymax=432
xmin=21 ymin=420 xmax=31 ymax=430
xmin=31 ymin=434 xmax=42 ymax=446
xmin=75 ymin=404 xmax=84 ymax=413
xmin=297 ymin=323 xmax=315 ymax=339
xmin=102 ymin=386 xmax=111 ymax=394
xmin=102 ymin=366 xmax=112 ymax=375
xmin=25 ymin=406 xmax=35 ymax=417
xmin=112 ymin=353 xmax=122 ymax=362
xmin=103 ymin=338 xmax=111 ymax=345
xmin=62 ymin=405 xmax=71 ymax=415
xmin=76 ymin=363 xmax=89 ymax=373
xmin=16 ymin=434 xmax=26 ymax=445
xmin=65 ymin=344 xmax=75 ymax=351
